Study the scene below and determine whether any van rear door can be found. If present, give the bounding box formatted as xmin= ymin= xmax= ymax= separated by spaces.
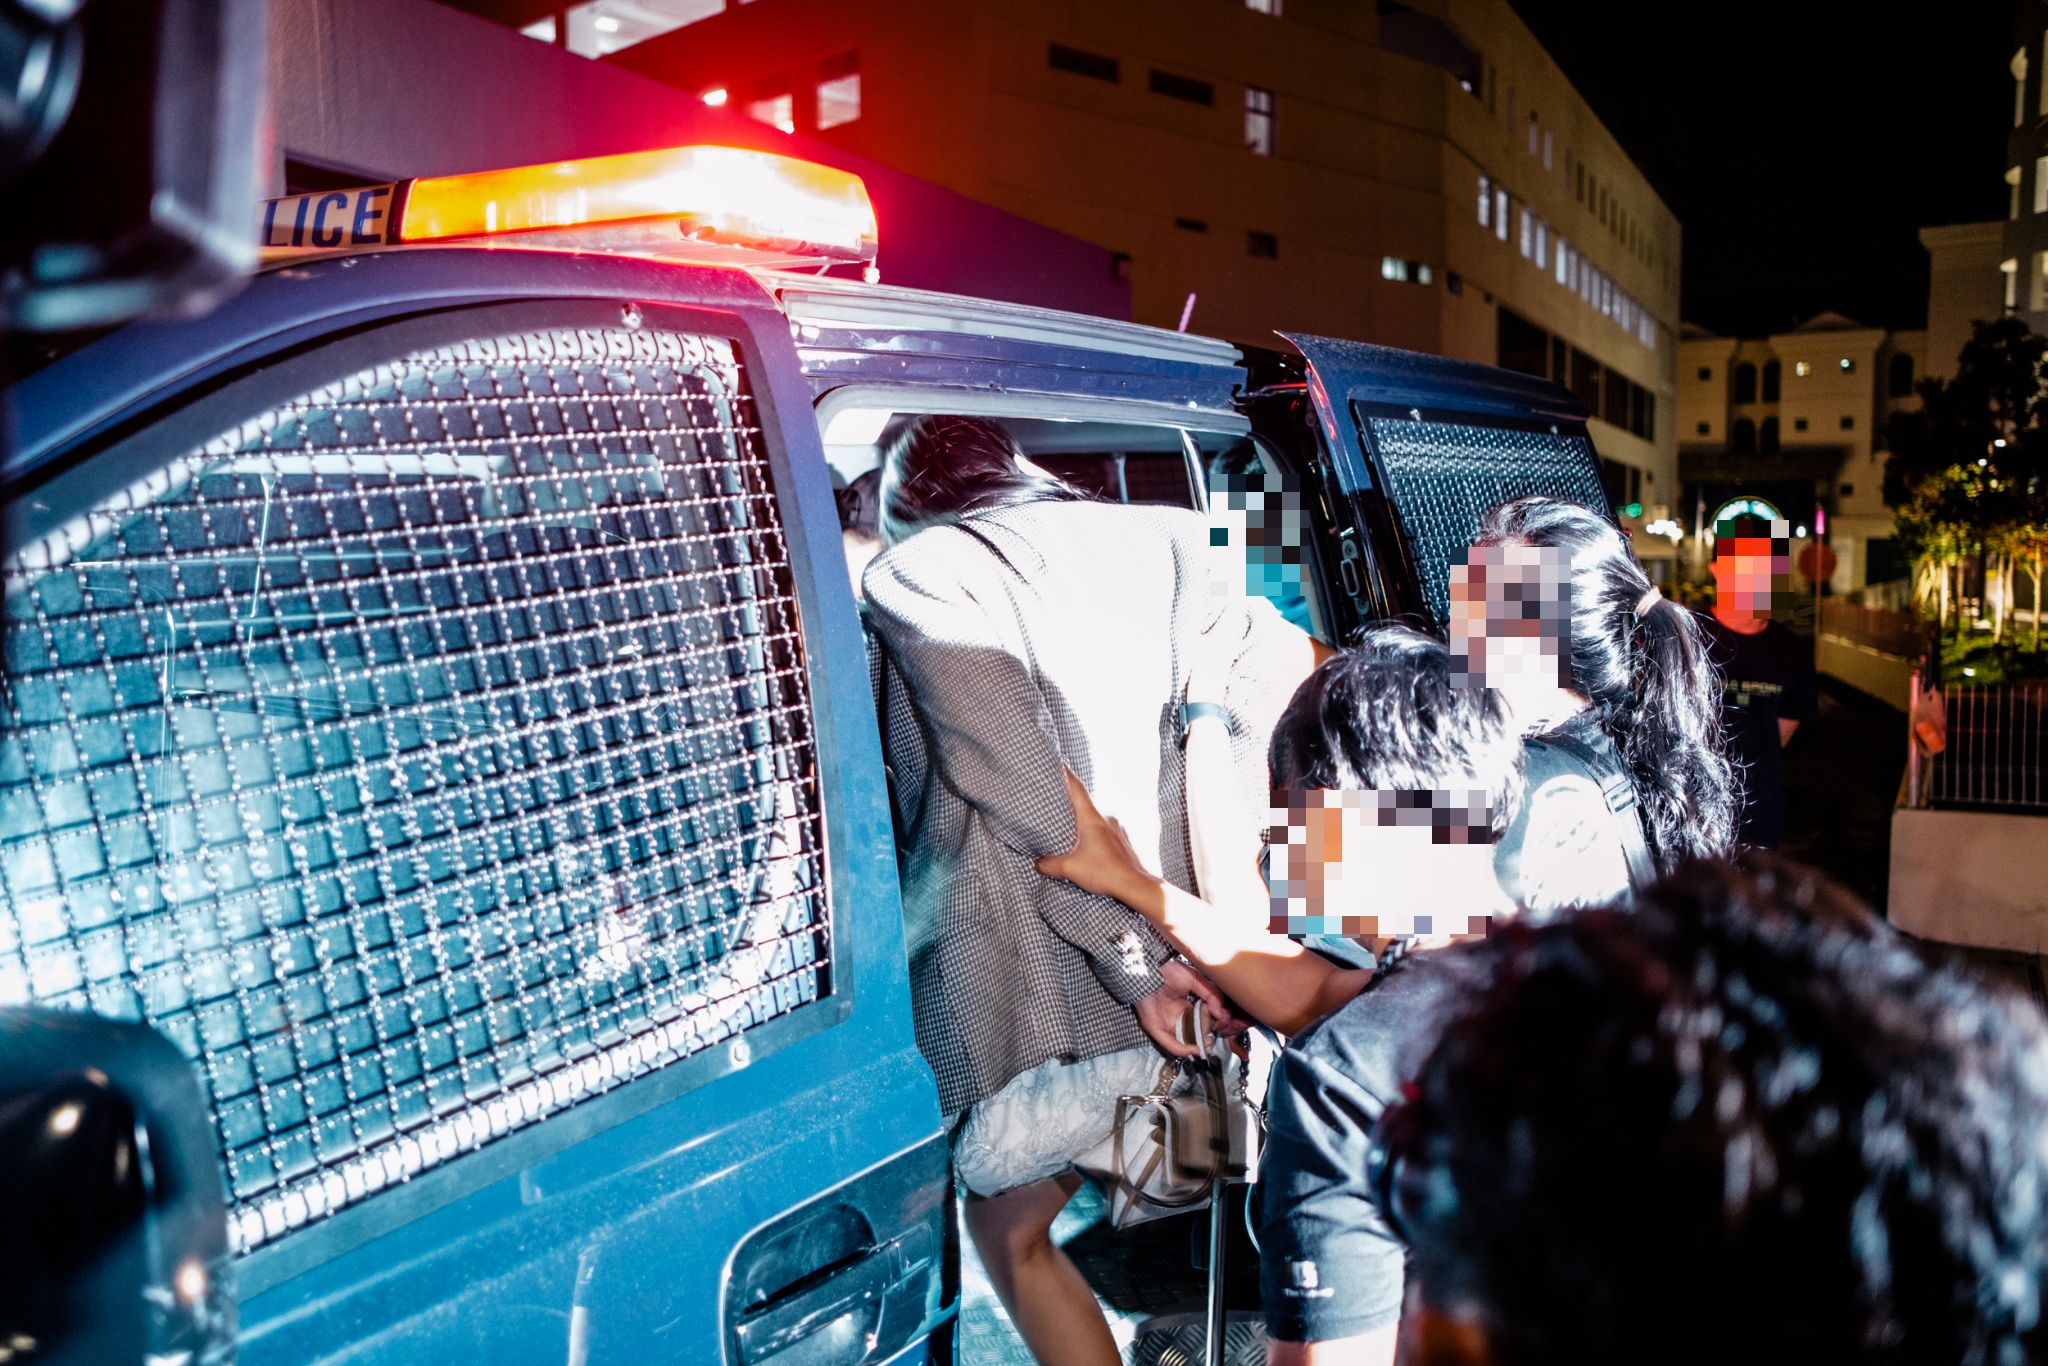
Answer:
xmin=1275 ymin=331 xmax=1611 ymax=633
xmin=1 ymin=250 xmax=949 ymax=1366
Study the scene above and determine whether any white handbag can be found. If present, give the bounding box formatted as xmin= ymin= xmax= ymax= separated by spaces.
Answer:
xmin=1075 ymin=1003 xmax=1268 ymax=1230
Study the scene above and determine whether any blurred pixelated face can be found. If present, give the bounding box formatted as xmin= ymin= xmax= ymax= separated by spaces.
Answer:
xmin=1447 ymin=543 xmax=1572 ymax=692
xmin=1712 ymin=524 xmax=1792 ymax=615
xmin=1265 ymin=788 xmax=1499 ymax=939
xmin=1208 ymin=471 xmax=1309 ymax=602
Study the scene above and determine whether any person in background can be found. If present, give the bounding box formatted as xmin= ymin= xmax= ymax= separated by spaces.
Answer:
xmin=1694 ymin=512 xmax=1819 ymax=849
xmin=862 ymin=415 xmax=1319 ymax=1366
xmin=1459 ymin=496 xmax=1738 ymax=907
xmin=1378 ymin=855 xmax=2048 ymax=1366
xmin=835 ymin=467 xmax=884 ymax=598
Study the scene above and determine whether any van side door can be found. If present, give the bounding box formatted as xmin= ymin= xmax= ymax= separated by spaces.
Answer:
xmin=1271 ymin=331 xmax=1610 ymax=633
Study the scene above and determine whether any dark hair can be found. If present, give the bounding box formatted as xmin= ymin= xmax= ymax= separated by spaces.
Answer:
xmin=1712 ymin=511 xmax=1785 ymax=556
xmin=1475 ymin=494 xmax=1736 ymax=867
xmin=1269 ymin=623 xmax=1523 ymax=825
xmin=836 ymin=467 xmax=881 ymax=540
xmin=1385 ymin=855 xmax=2048 ymax=1366
xmin=876 ymin=415 xmax=1089 ymax=546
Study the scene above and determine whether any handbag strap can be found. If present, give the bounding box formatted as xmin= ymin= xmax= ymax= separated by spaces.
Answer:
xmin=1530 ymin=726 xmax=1658 ymax=889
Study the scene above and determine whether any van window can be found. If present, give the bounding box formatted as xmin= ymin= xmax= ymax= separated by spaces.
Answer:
xmin=1202 ymin=439 xmax=1319 ymax=636
xmin=0 ymin=323 xmax=831 ymax=1261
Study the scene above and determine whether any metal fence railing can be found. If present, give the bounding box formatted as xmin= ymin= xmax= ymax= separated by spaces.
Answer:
xmin=1909 ymin=673 xmax=2048 ymax=812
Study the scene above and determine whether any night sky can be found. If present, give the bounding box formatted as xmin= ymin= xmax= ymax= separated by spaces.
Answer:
xmin=1510 ymin=0 xmax=2011 ymax=341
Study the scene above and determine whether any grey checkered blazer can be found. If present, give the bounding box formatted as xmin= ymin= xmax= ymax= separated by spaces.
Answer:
xmin=863 ymin=499 xmax=1304 ymax=1118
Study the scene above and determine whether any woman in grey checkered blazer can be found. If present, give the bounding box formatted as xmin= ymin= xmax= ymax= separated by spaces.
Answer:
xmin=861 ymin=416 xmax=1315 ymax=1365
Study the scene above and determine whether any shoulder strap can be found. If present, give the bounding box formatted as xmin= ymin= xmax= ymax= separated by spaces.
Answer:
xmin=1531 ymin=728 xmax=1658 ymax=890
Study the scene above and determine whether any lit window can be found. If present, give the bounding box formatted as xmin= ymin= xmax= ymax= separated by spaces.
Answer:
xmin=2037 ymin=156 xmax=2048 ymax=215
xmin=2003 ymin=257 xmax=2019 ymax=311
xmin=2010 ymin=166 xmax=2023 ymax=220
xmin=1478 ymin=174 xmax=1491 ymax=228
xmin=1794 ymin=360 xmax=1811 ymax=377
xmin=1839 ymin=357 xmax=1855 ymax=373
xmin=2016 ymin=48 xmax=2030 ymax=128
xmin=1534 ymin=219 xmax=1547 ymax=267
xmin=1246 ymin=0 xmax=1281 ymax=12
xmin=1494 ymin=186 xmax=1508 ymax=241
xmin=816 ymin=52 xmax=860 ymax=130
xmin=1416 ymin=263 xmax=1433 ymax=285
xmin=747 ymin=76 xmax=795 ymax=133
xmin=1382 ymin=255 xmax=1409 ymax=282
xmin=1519 ymin=208 xmax=1532 ymax=259
xmin=562 ymin=0 xmax=724 ymax=57
xmin=1555 ymin=237 xmax=1569 ymax=285
xmin=1246 ymin=86 xmax=1275 ymax=155
xmin=2032 ymin=251 xmax=2048 ymax=312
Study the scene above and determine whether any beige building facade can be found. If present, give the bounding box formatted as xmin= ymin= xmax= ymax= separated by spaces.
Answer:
xmin=1678 ymin=315 xmax=1924 ymax=594
xmin=550 ymin=0 xmax=1682 ymax=533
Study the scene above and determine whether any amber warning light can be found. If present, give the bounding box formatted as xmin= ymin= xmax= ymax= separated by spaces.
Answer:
xmin=259 ymin=145 xmax=878 ymax=272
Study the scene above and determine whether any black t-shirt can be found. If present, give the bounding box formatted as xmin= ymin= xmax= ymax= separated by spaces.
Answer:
xmin=1695 ymin=614 xmax=1817 ymax=849
xmin=1258 ymin=955 xmax=1456 ymax=1343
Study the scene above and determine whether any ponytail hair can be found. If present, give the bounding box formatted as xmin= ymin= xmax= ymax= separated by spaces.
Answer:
xmin=1474 ymin=495 xmax=1737 ymax=867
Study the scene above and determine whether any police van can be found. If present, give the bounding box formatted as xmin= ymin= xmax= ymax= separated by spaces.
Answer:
xmin=0 ymin=145 xmax=1608 ymax=1364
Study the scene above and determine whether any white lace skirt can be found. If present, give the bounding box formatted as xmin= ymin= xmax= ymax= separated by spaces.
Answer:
xmin=952 ymin=1045 xmax=1167 ymax=1198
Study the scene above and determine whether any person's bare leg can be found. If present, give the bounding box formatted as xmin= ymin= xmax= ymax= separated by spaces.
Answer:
xmin=963 ymin=1172 xmax=1118 ymax=1366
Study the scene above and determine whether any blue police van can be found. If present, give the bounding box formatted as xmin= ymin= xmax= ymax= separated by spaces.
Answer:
xmin=0 ymin=146 xmax=1609 ymax=1364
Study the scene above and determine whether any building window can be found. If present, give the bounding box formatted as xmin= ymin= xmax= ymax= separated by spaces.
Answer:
xmin=1838 ymin=357 xmax=1856 ymax=373
xmin=1761 ymin=360 xmax=1780 ymax=403
xmin=1247 ymin=230 xmax=1279 ymax=258
xmin=1494 ymin=186 xmax=1509 ymax=241
xmin=1519 ymin=208 xmax=1533 ymax=259
xmin=1528 ymin=112 xmax=1539 ymax=155
xmin=1478 ymin=174 xmax=1491 ymax=228
xmin=1889 ymin=352 xmax=1915 ymax=397
xmin=1696 ymin=421 xmax=1711 ymax=436
xmin=1049 ymin=43 xmax=1119 ymax=82
xmin=1732 ymin=418 xmax=1756 ymax=455
xmin=1534 ymin=219 xmax=1547 ymax=267
xmin=1841 ymin=483 xmax=1855 ymax=497
xmin=1150 ymin=69 xmax=1214 ymax=104
xmin=1446 ymin=270 xmax=1463 ymax=295
xmin=1760 ymin=417 xmax=1780 ymax=454
xmin=1381 ymin=256 xmax=1433 ymax=284
xmin=746 ymin=75 xmax=794 ymax=133
xmin=1543 ymin=128 xmax=1553 ymax=170
xmin=1174 ymin=216 xmax=1208 ymax=232
xmin=1555 ymin=237 xmax=1570 ymax=285
xmin=2011 ymin=166 xmax=2024 ymax=220
xmin=1246 ymin=0 xmax=1281 ymax=12
xmin=2033 ymin=251 xmax=2048 ymax=312
xmin=1793 ymin=360 xmax=1812 ymax=378
xmin=1793 ymin=417 xmax=1809 ymax=432
xmin=1245 ymin=86 xmax=1275 ymax=154
xmin=2019 ymin=48 xmax=2032 ymax=128
xmin=1840 ymin=415 xmax=1855 ymax=430
xmin=1575 ymin=161 xmax=1585 ymax=202
xmin=1697 ymin=366 xmax=1712 ymax=381
xmin=1734 ymin=362 xmax=1757 ymax=404
xmin=816 ymin=52 xmax=860 ymax=129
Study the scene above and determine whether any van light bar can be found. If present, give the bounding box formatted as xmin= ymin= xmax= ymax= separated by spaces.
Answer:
xmin=260 ymin=145 xmax=878 ymax=271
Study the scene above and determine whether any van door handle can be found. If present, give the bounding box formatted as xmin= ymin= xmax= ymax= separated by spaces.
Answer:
xmin=732 ymin=1240 xmax=904 ymax=1365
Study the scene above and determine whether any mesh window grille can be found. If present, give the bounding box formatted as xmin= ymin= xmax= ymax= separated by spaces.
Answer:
xmin=1357 ymin=411 xmax=1609 ymax=628
xmin=0 ymin=324 xmax=830 ymax=1257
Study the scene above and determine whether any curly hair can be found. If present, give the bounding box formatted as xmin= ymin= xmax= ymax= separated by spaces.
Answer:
xmin=1386 ymin=854 xmax=2048 ymax=1366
